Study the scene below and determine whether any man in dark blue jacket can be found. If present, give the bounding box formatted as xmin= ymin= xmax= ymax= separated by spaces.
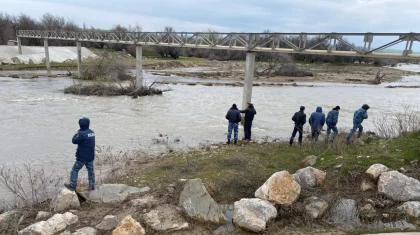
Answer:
xmin=225 ymin=104 xmax=241 ymax=145
xmin=65 ymin=117 xmax=96 ymax=191
xmin=326 ymin=106 xmax=340 ymax=142
xmin=240 ymin=103 xmax=257 ymax=141
xmin=309 ymin=107 xmax=325 ymax=142
xmin=346 ymin=104 xmax=370 ymax=144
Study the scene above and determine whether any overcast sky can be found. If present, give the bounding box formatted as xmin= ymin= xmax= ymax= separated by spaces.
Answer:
xmin=1 ymin=0 xmax=419 ymax=49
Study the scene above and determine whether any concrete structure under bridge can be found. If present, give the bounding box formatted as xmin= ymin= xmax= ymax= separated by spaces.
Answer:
xmin=16 ymin=30 xmax=420 ymax=109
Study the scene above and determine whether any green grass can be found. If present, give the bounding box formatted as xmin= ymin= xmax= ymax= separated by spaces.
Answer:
xmin=0 ymin=62 xmax=77 ymax=70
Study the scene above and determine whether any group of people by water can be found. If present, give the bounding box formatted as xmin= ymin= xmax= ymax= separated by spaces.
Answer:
xmin=225 ymin=103 xmax=370 ymax=145
xmin=64 ymin=103 xmax=370 ymax=192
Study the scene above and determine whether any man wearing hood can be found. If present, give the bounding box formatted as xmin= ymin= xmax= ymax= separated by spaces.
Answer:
xmin=346 ymin=104 xmax=370 ymax=144
xmin=326 ymin=106 xmax=341 ymax=142
xmin=240 ymin=103 xmax=257 ymax=141
xmin=289 ymin=106 xmax=306 ymax=146
xmin=309 ymin=107 xmax=326 ymax=142
xmin=65 ymin=117 xmax=96 ymax=191
xmin=225 ymin=104 xmax=241 ymax=144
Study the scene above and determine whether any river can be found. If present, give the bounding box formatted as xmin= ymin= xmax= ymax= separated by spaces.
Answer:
xmin=0 ymin=64 xmax=420 ymax=205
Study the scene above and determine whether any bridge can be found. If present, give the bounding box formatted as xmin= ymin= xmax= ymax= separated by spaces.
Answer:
xmin=16 ymin=30 xmax=420 ymax=109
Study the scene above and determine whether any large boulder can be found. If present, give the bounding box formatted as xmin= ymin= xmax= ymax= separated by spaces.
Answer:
xmin=95 ymin=215 xmax=119 ymax=231
xmin=397 ymin=201 xmax=420 ymax=217
xmin=179 ymin=178 xmax=228 ymax=224
xmin=86 ymin=184 xmax=150 ymax=203
xmin=366 ymin=164 xmax=389 ymax=180
xmin=232 ymin=198 xmax=277 ymax=233
xmin=72 ymin=227 xmax=97 ymax=235
xmin=112 ymin=215 xmax=145 ymax=235
xmin=19 ymin=212 xmax=78 ymax=235
xmin=143 ymin=204 xmax=189 ymax=232
xmin=293 ymin=167 xmax=326 ymax=188
xmin=255 ymin=171 xmax=301 ymax=205
xmin=304 ymin=196 xmax=328 ymax=219
xmin=378 ymin=171 xmax=420 ymax=201
xmin=50 ymin=188 xmax=80 ymax=212
xmin=323 ymin=199 xmax=361 ymax=229
xmin=302 ymin=155 xmax=317 ymax=166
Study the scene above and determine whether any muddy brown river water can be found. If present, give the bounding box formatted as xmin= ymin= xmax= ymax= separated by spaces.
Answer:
xmin=1 ymin=64 xmax=420 ymax=205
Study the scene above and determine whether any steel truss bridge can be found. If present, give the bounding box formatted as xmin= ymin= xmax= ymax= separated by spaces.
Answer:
xmin=15 ymin=30 xmax=420 ymax=110
xmin=17 ymin=30 xmax=420 ymax=59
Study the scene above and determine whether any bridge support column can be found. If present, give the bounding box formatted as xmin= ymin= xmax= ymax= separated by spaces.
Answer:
xmin=135 ymin=45 xmax=143 ymax=89
xmin=242 ymin=52 xmax=256 ymax=110
xmin=76 ymin=41 xmax=82 ymax=76
xmin=43 ymin=39 xmax=51 ymax=73
xmin=17 ymin=37 xmax=22 ymax=55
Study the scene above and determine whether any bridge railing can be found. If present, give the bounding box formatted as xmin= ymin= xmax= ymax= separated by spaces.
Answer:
xmin=16 ymin=30 xmax=420 ymax=59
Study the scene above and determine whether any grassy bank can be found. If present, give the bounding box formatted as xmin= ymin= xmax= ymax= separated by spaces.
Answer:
xmin=107 ymin=132 xmax=420 ymax=233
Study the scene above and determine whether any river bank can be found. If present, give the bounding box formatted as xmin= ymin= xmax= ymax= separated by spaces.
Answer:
xmin=2 ymin=131 xmax=420 ymax=234
xmin=1 ymin=54 xmax=418 ymax=84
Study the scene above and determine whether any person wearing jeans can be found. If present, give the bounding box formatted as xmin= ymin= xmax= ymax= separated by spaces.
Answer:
xmin=346 ymin=104 xmax=370 ymax=144
xmin=289 ymin=106 xmax=307 ymax=146
xmin=326 ymin=106 xmax=340 ymax=142
xmin=240 ymin=103 xmax=257 ymax=141
xmin=65 ymin=117 xmax=96 ymax=191
xmin=225 ymin=104 xmax=242 ymax=144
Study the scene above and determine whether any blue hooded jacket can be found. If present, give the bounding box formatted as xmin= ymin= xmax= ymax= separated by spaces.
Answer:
xmin=353 ymin=104 xmax=369 ymax=125
xmin=72 ymin=118 xmax=95 ymax=162
xmin=309 ymin=107 xmax=326 ymax=131
xmin=326 ymin=109 xmax=339 ymax=127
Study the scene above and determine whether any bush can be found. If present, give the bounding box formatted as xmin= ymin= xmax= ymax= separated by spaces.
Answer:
xmin=64 ymin=80 xmax=163 ymax=97
xmin=73 ymin=52 xmax=133 ymax=81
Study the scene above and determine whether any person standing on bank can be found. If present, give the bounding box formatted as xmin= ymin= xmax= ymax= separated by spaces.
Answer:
xmin=225 ymin=104 xmax=242 ymax=145
xmin=289 ymin=106 xmax=307 ymax=146
xmin=240 ymin=102 xmax=257 ymax=141
xmin=65 ymin=117 xmax=96 ymax=191
xmin=309 ymin=107 xmax=325 ymax=142
xmin=346 ymin=104 xmax=370 ymax=144
xmin=326 ymin=106 xmax=340 ymax=142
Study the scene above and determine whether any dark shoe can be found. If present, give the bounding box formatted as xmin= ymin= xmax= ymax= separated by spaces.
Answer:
xmin=234 ymin=140 xmax=238 ymax=145
xmin=90 ymin=186 xmax=95 ymax=191
xmin=64 ymin=183 xmax=75 ymax=191
xmin=226 ymin=140 xmax=231 ymax=144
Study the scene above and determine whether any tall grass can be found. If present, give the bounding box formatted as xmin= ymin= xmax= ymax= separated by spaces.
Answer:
xmin=374 ymin=105 xmax=420 ymax=138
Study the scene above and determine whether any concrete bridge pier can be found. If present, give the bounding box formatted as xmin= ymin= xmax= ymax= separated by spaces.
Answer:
xmin=17 ymin=37 xmax=22 ymax=55
xmin=76 ymin=41 xmax=82 ymax=76
xmin=135 ymin=45 xmax=143 ymax=89
xmin=242 ymin=52 xmax=256 ymax=110
xmin=43 ymin=39 xmax=51 ymax=73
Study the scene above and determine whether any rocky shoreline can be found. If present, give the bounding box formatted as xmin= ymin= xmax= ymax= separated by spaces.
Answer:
xmin=2 ymin=157 xmax=420 ymax=235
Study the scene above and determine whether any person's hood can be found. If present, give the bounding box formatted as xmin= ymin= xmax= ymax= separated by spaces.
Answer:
xmin=362 ymin=104 xmax=370 ymax=110
xmin=316 ymin=107 xmax=323 ymax=113
xmin=230 ymin=104 xmax=238 ymax=110
xmin=79 ymin=117 xmax=90 ymax=131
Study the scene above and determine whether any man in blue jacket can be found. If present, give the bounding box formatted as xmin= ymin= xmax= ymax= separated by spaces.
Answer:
xmin=65 ymin=117 xmax=96 ymax=191
xmin=346 ymin=104 xmax=370 ymax=144
xmin=225 ymin=104 xmax=241 ymax=145
xmin=326 ymin=106 xmax=340 ymax=142
xmin=309 ymin=107 xmax=325 ymax=142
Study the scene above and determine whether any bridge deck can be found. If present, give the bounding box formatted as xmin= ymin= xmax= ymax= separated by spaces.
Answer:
xmin=17 ymin=30 xmax=420 ymax=59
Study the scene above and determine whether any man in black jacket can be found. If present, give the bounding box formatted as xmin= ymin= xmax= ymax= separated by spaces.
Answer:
xmin=289 ymin=106 xmax=307 ymax=146
xmin=225 ymin=104 xmax=241 ymax=144
xmin=240 ymin=103 xmax=257 ymax=141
